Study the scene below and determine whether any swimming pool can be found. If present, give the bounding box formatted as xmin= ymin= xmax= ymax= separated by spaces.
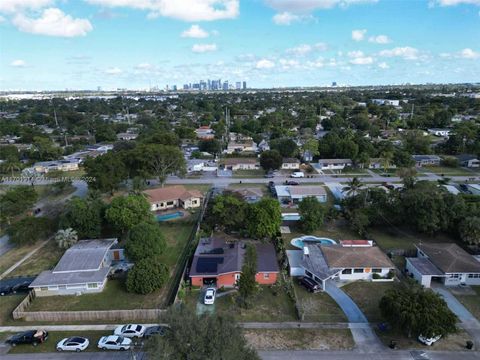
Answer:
xmin=156 ymin=211 xmax=184 ymax=221
xmin=291 ymin=236 xmax=337 ymax=249
xmin=282 ymin=213 xmax=301 ymax=221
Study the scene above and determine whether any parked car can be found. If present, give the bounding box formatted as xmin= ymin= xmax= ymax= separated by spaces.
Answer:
xmin=0 ymin=284 xmax=13 ymax=296
xmin=98 ymin=336 xmax=132 ymax=351
xmin=114 ymin=324 xmax=146 ymax=338
xmin=285 ymin=180 xmax=299 ymax=186
xmin=12 ymin=280 xmax=32 ymax=294
xmin=204 ymin=288 xmax=216 ymax=305
xmin=290 ymin=171 xmax=305 ymax=178
xmin=298 ymin=277 xmax=322 ymax=293
xmin=418 ymin=334 xmax=442 ymax=346
xmin=144 ymin=326 xmax=168 ymax=339
xmin=6 ymin=330 xmax=48 ymax=347
xmin=56 ymin=337 xmax=89 ymax=352
xmin=264 ymin=172 xmax=275 ymax=178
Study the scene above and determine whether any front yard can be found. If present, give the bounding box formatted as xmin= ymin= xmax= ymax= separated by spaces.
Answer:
xmin=244 ymin=329 xmax=354 ymax=350
xmin=342 ymin=281 xmax=398 ymax=323
xmin=293 ymin=282 xmax=347 ymax=322
xmin=453 ymin=286 xmax=480 ymax=321
xmin=8 ymin=240 xmax=63 ymax=277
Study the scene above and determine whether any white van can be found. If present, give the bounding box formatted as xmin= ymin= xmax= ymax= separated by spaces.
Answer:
xmin=290 ymin=171 xmax=305 ymax=178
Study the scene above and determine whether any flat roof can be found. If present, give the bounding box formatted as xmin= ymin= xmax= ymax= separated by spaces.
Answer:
xmin=407 ymin=257 xmax=444 ymax=276
xmin=30 ymin=267 xmax=110 ymax=287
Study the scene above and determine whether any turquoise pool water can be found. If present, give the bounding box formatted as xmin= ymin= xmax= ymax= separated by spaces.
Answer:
xmin=282 ymin=213 xmax=301 ymax=221
xmin=291 ymin=236 xmax=336 ymax=249
xmin=156 ymin=211 xmax=184 ymax=221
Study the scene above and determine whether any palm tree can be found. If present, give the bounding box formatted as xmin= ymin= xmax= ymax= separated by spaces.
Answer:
xmin=55 ymin=228 xmax=78 ymax=249
xmin=343 ymin=177 xmax=363 ymax=196
xmin=3 ymin=160 xmax=22 ymax=177
xmin=381 ymin=151 xmax=394 ymax=174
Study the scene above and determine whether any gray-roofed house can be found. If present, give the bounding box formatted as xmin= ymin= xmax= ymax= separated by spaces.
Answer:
xmin=412 ymin=155 xmax=441 ymax=167
xmin=228 ymin=187 xmax=263 ymax=203
xmin=275 ymin=185 xmax=327 ymax=205
xmin=406 ymin=243 xmax=480 ymax=288
xmin=289 ymin=244 xmax=394 ymax=290
xmin=29 ymin=239 xmax=118 ymax=296
xmin=281 ymin=158 xmax=301 ymax=170
xmin=317 ymin=159 xmax=353 ymax=170
xmin=456 ymin=154 xmax=480 ymax=168
xmin=190 ymin=237 xmax=279 ymax=287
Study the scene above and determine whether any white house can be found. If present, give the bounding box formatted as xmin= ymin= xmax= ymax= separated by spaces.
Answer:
xmin=456 ymin=154 xmax=480 ymax=168
xmin=275 ymin=185 xmax=327 ymax=205
xmin=412 ymin=155 xmax=441 ymax=167
xmin=281 ymin=158 xmax=301 ymax=170
xmin=317 ymin=159 xmax=353 ymax=170
xmin=406 ymin=243 xmax=480 ymax=288
xmin=289 ymin=244 xmax=394 ymax=290
xmin=222 ymin=158 xmax=260 ymax=171
xmin=225 ymin=140 xmax=257 ymax=154
xmin=428 ymin=128 xmax=451 ymax=137
xmin=30 ymin=239 xmax=119 ymax=296
xmin=25 ymin=159 xmax=80 ymax=175
xmin=466 ymin=184 xmax=480 ymax=195
xmin=372 ymin=99 xmax=400 ymax=106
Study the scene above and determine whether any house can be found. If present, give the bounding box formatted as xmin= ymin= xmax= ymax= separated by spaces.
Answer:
xmin=29 ymin=239 xmax=119 ymax=296
xmin=372 ymin=99 xmax=400 ymax=106
xmin=195 ymin=126 xmax=215 ymax=140
xmin=281 ymin=158 xmax=300 ymax=170
xmin=368 ymin=158 xmax=396 ymax=170
xmin=143 ymin=185 xmax=203 ymax=211
xmin=466 ymin=184 xmax=480 ymax=195
xmin=406 ymin=243 xmax=480 ymax=288
xmin=116 ymin=132 xmax=138 ymax=141
xmin=257 ymin=139 xmax=270 ymax=152
xmin=456 ymin=154 xmax=480 ymax=168
xmin=222 ymin=158 xmax=260 ymax=171
xmin=302 ymin=150 xmax=313 ymax=162
xmin=225 ymin=140 xmax=257 ymax=154
xmin=412 ymin=155 xmax=441 ymax=167
xmin=317 ymin=159 xmax=353 ymax=170
xmin=190 ymin=237 xmax=279 ymax=287
xmin=229 ymin=187 xmax=263 ymax=203
xmin=24 ymin=159 xmax=80 ymax=175
xmin=275 ymin=185 xmax=327 ymax=205
xmin=289 ymin=243 xmax=394 ymax=290
xmin=428 ymin=128 xmax=451 ymax=137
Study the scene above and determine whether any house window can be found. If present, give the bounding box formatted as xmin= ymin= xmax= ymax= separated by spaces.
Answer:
xmin=88 ymin=283 xmax=98 ymax=288
xmin=305 ymin=270 xmax=313 ymax=278
xmin=167 ymin=201 xmax=175 ymax=206
xmin=342 ymin=269 xmax=352 ymax=274
xmin=48 ymin=286 xmax=58 ymax=290
xmin=58 ymin=285 xmax=66 ymax=290
xmin=235 ymin=274 xmax=240 ymax=281
xmin=353 ymin=269 xmax=364 ymax=273
xmin=192 ymin=200 xmax=197 ymax=205
xmin=449 ymin=274 xmax=460 ymax=278
xmin=468 ymin=274 xmax=480 ymax=278
xmin=39 ymin=287 xmax=48 ymax=291
xmin=372 ymin=269 xmax=382 ymax=273
xmin=263 ymin=273 xmax=270 ymax=279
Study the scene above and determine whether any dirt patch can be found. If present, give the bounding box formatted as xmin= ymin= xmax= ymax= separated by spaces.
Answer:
xmin=244 ymin=329 xmax=354 ymax=350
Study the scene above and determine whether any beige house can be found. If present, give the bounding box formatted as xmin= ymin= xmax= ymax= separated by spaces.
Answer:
xmin=144 ymin=185 xmax=203 ymax=211
xmin=225 ymin=140 xmax=257 ymax=154
xmin=281 ymin=158 xmax=300 ymax=170
xmin=222 ymin=158 xmax=260 ymax=171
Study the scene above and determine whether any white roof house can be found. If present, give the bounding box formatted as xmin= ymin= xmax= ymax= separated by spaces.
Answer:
xmin=275 ymin=185 xmax=327 ymax=204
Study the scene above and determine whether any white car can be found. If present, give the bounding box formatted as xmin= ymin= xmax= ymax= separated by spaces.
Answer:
xmin=290 ymin=171 xmax=305 ymax=178
xmin=56 ymin=337 xmax=89 ymax=352
xmin=114 ymin=324 xmax=146 ymax=338
xmin=204 ymin=288 xmax=216 ymax=305
xmin=97 ymin=335 xmax=132 ymax=351
xmin=418 ymin=334 xmax=442 ymax=346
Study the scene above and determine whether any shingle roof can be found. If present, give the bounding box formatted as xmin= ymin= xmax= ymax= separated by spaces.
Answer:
xmin=289 ymin=186 xmax=326 ymax=197
xmin=407 ymin=257 xmax=444 ymax=276
xmin=318 ymin=159 xmax=352 ymax=164
xmin=301 ymin=245 xmax=340 ymax=280
xmin=320 ymin=245 xmax=394 ymax=268
xmin=30 ymin=268 xmax=110 ymax=287
xmin=416 ymin=243 xmax=480 ymax=273
xmin=222 ymin=158 xmax=259 ymax=165
xmin=144 ymin=185 xmax=203 ymax=204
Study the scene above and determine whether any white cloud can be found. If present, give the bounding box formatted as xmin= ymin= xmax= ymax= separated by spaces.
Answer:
xmin=85 ymin=0 xmax=240 ymax=21
xmin=279 ymin=58 xmax=300 ymax=69
xmin=350 ymin=56 xmax=373 ymax=65
xmin=272 ymin=11 xmax=301 ymax=25
xmin=368 ymin=35 xmax=391 ymax=44
xmin=181 ymin=24 xmax=209 ymax=38
xmin=434 ymin=0 xmax=480 ymax=6
xmin=135 ymin=63 xmax=153 ymax=70
xmin=12 ymin=8 xmax=92 ymax=37
xmin=265 ymin=0 xmax=378 ymax=12
xmin=256 ymin=59 xmax=275 ymax=69
xmin=378 ymin=62 xmax=389 ymax=69
xmin=105 ymin=67 xmax=122 ymax=75
xmin=192 ymin=43 xmax=217 ymax=53
xmin=0 ymin=0 xmax=53 ymax=13
xmin=352 ymin=29 xmax=367 ymax=41
xmin=379 ymin=46 xmax=419 ymax=60
xmin=286 ymin=42 xmax=327 ymax=56
xmin=460 ymin=48 xmax=480 ymax=59
xmin=10 ymin=59 xmax=26 ymax=67
xmin=348 ymin=50 xmax=364 ymax=58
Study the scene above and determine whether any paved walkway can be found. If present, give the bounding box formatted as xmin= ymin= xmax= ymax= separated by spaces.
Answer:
xmin=433 ymin=286 xmax=480 ymax=348
xmin=325 ymin=280 xmax=384 ymax=352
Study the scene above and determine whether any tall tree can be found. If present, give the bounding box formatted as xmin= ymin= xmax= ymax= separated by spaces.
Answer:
xmin=105 ymin=195 xmax=154 ymax=235
xmin=343 ymin=177 xmax=363 ymax=196
xmin=60 ymin=196 xmax=105 ymax=238
xmin=84 ymin=152 xmax=127 ymax=194
xmin=238 ymin=244 xmax=258 ymax=307
xmin=459 ymin=217 xmax=480 ymax=246
xmin=0 ymin=186 xmax=38 ymax=225
xmin=7 ymin=216 xmax=53 ymax=245
xmin=246 ymin=198 xmax=282 ymax=239
xmin=259 ymin=150 xmax=283 ymax=171
xmin=298 ymin=196 xmax=327 ymax=232
xmin=125 ymin=222 xmax=166 ymax=262
xmin=55 ymin=228 xmax=78 ymax=249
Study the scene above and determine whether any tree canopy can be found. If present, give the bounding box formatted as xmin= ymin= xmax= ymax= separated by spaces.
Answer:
xmin=105 ymin=195 xmax=153 ymax=234
xmin=60 ymin=196 xmax=105 ymax=238
xmin=298 ymin=196 xmax=327 ymax=232
xmin=125 ymin=222 xmax=166 ymax=262
xmin=259 ymin=150 xmax=283 ymax=171
xmin=126 ymin=257 xmax=169 ymax=294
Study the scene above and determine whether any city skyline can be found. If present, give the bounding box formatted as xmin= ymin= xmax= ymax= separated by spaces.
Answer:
xmin=1 ymin=0 xmax=480 ymax=90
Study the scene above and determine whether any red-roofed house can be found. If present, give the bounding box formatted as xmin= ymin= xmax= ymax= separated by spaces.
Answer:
xmin=143 ymin=185 xmax=203 ymax=211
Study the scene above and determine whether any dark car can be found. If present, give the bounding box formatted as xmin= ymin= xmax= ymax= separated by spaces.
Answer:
xmin=6 ymin=330 xmax=49 ymax=347
xmin=0 ymin=284 xmax=13 ymax=296
xmin=285 ymin=181 xmax=299 ymax=186
xmin=264 ymin=172 xmax=275 ymax=178
xmin=143 ymin=326 xmax=168 ymax=339
xmin=298 ymin=277 xmax=322 ymax=293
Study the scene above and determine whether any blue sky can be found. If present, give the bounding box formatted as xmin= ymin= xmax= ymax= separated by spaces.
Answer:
xmin=0 ymin=0 xmax=479 ymax=90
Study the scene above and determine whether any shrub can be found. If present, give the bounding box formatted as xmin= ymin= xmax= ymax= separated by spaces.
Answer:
xmin=125 ymin=222 xmax=166 ymax=262
xmin=126 ymin=258 xmax=169 ymax=294
xmin=7 ymin=216 xmax=53 ymax=245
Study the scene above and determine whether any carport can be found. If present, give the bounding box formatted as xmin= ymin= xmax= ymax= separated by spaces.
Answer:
xmin=405 ymin=257 xmax=444 ymax=288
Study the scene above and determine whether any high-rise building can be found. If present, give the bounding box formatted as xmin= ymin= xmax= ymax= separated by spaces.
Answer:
xmin=222 ymin=81 xmax=229 ymax=90
xmin=236 ymin=82 xmax=241 ymax=90
xmin=242 ymin=81 xmax=247 ymax=90
xmin=332 ymin=81 xmax=337 ymax=87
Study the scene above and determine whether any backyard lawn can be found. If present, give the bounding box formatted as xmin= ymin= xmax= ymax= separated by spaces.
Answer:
xmin=0 ymin=295 xmax=24 ymax=325
xmin=454 ymin=286 xmax=480 ymax=321
xmin=293 ymin=282 xmax=347 ymax=322
xmin=244 ymin=329 xmax=354 ymax=350
xmin=7 ymin=330 xmax=111 ymax=354
xmin=342 ymin=281 xmax=398 ymax=323
xmin=157 ymin=220 xmax=196 ymax=268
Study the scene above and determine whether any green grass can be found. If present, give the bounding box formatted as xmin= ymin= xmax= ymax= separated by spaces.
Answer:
xmin=421 ymin=166 xmax=477 ymax=176
xmin=342 ymin=281 xmax=398 ymax=323
xmin=8 ymin=240 xmax=63 ymax=277
xmin=0 ymin=243 xmax=40 ymax=275
xmin=454 ymin=286 xmax=480 ymax=321
xmin=0 ymin=295 xmax=24 ymax=325
xmin=157 ymin=220 xmax=196 ymax=268
xmin=293 ymin=282 xmax=347 ymax=322
xmin=28 ymin=279 xmax=163 ymax=312
xmin=6 ymin=331 xmax=111 ymax=354
xmin=244 ymin=328 xmax=354 ymax=350
xmin=232 ymin=169 xmax=265 ymax=178
xmin=44 ymin=169 xmax=86 ymax=179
